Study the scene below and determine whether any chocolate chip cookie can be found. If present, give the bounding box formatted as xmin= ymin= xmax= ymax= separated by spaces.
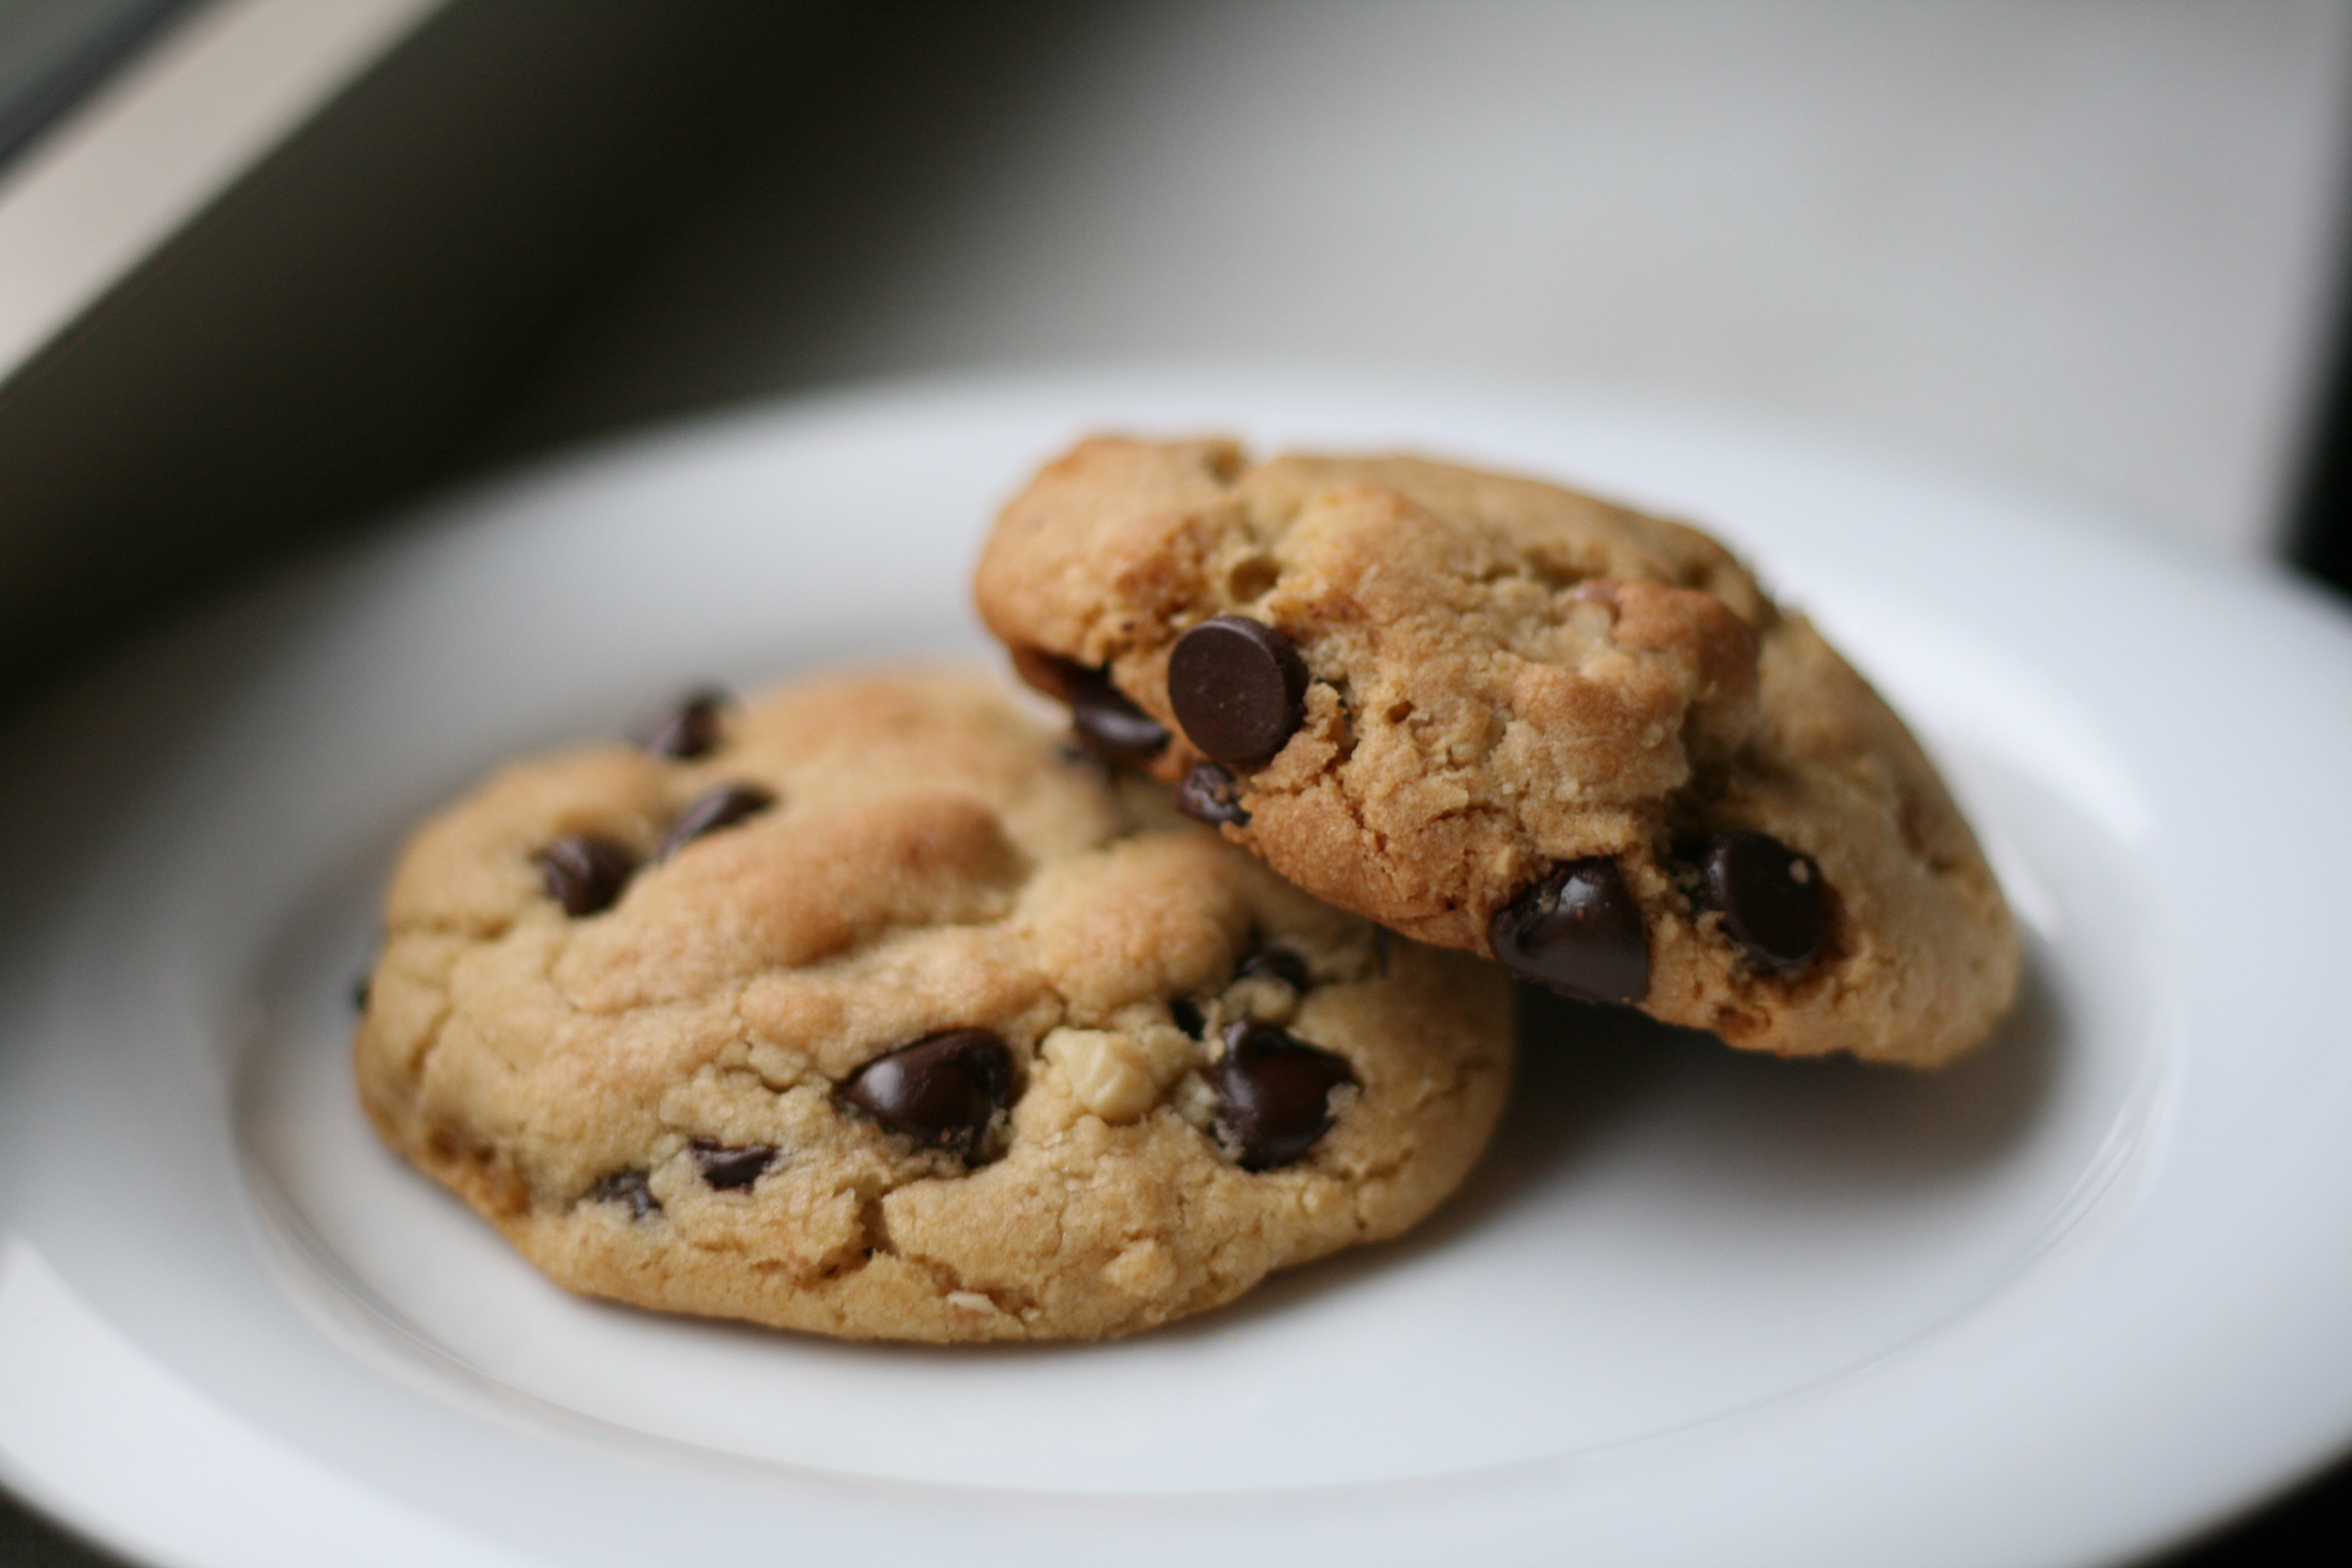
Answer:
xmin=975 ymin=439 xmax=2019 ymax=1067
xmin=353 ymin=670 xmax=1512 ymax=1342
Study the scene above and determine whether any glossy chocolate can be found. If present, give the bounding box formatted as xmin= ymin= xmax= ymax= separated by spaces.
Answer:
xmin=840 ymin=1028 xmax=1016 ymax=1157
xmin=1700 ymin=831 xmax=1826 ymax=969
xmin=1488 ymin=857 xmax=1650 ymax=1004
xmin=1207 ymin=1018 xmax=1357 ymax=1171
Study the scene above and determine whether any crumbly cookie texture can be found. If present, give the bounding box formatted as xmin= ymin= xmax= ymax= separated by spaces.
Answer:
xmin=354 ymin=670 xmax=1511 ymax=1342
xmin=975 ymin=437 xmax=2019 ymax=1068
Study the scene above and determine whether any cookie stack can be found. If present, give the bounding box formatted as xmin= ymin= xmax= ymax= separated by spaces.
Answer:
xmin=354 ymin=438 xmax=2017 ymax=1342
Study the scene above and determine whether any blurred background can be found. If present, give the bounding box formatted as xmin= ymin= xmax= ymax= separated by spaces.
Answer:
xmin=2 ymin=1 xmax=2348 ymax=1561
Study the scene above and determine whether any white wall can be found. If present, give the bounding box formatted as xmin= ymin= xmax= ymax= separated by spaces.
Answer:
xmin=511 ymin=0 xmax=2352 ymax=555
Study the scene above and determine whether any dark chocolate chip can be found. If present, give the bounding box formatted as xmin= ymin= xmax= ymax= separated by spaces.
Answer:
xmin=1166 ymin=615 xmax=1310 ymax=764
xmin=1016 ymin=648 xmax=1171 ymax=763
xmin=1175 ymin=762 xmax=1251 ymax=826
xmin=1488 ymin=857 xmax=1650 ymax=1004
xmin=839 ymin=1028 xmax=1016 ymax=1157
xmin=658 ymin=782 xmax=776 ymax=859
xmin=638 ymin=685 xmax=731 ymax=759
xmin=1068 ymin=666 xmax=1171 ymax=763
xmin=1170 ymin=997 xmax=1207 ymax=1039
xmin=588 ymin=1168 xmax=660 ymax=1220
xmin=689 ymin=1138 xmax=777 ymax=1191
xmin=1236 ymin=946 xmax=1311 ymax=993
xmin=1207 ymin=1018 xmax=1357 ymax=1171
xmin=534 ymin=835 xmax=639 ymax=916
xmin=351 ymin=974 xmax=371 ymax=1012
xmin=1699 ymin=831 xmax=1826 ymax=969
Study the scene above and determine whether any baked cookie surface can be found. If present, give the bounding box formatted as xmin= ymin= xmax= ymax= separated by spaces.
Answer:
xmin=354 ymin=670 xmax=1511 ymax=1342
xmin=975 ymin=438 xmax=2019 ymax=1067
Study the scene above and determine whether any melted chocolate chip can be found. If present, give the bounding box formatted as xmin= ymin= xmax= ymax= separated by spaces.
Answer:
xmin=534 ymin=835 xmax=639 ymax=916
xmin=1236 ymin=946 xmax=1311 ymax=992
xmin=839 ymin=1028 xmax=1016 ymax=1157
xmin=1175 ymin=762 xmax=1250 ymax=826
xmin=638 ymin=686 xmax=731 ymax=759
xmin=1488 ymin=857 xmax=1650 ymax=1004
xmin=689 ymin=1138 xmax=777 ymax=1190
xmin=589 ymin=1169 xmax=659 ymax=1220
xmin=1699 ymin=831 xmax=1826 ymax=969
xmin=1167 ymin=615 xmax=1310 ymax=764
xmin=658 ymin=782 xmax=776 ymax=859
xmin=1207 ymin=1018 xmax=1357 ymax=1171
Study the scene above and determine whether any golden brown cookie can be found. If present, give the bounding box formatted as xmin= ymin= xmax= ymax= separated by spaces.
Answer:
xmin=975 ymin=438 xmax=2017 ymax=1067
xmin=353 ymin=670 xmax=1511 ymax=1342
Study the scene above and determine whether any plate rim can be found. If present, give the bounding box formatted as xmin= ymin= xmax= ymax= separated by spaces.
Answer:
xmin=4 ymin=364 xmax=2352 ymax=1567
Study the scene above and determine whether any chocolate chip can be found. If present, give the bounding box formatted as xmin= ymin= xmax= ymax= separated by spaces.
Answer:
xmin=1236 ymin=946 xmax=1311 ymax=992
xmin=1207 ymin=1018 xmax=1357 ymax=1171
xmin=1175 ymin=762 xmax=1250 ymax=826
xmin=534 ymin=835 xmax=638 ymax=916
xmin=638 ymin=686 xmax=730 ymax=759
xmin=1488 ymin=857 xmax=1650 ymax=1004
xmin=689 ymin=1138 xmax=777 ymax=1191
xmin=588 ymin=1169 xmax=659 ymax=1220
xmin=839 ymin=1028 xmax=1016 ymax=1157
xmin=1167 ymin=615 xmax=1310 ymax=764
xmin=658 ymin=782 xmax=775 ymax=859
xmin=1068 ymin=666 xmax=1171 ymax=763
xmin=1699 ymin=831 xmax=1826 ymax=969
xmin=1014 ymin=648 xmax=1171 ymax=763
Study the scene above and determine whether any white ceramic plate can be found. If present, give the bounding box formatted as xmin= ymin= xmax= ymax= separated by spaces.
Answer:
xmin=3 ymin=370 xmax=2350 ymax=1568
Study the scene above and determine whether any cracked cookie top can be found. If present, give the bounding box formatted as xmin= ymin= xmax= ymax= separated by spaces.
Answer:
xmin=975 ymin=438 xmax=2018 ymax=1067
xmin=353 ymin=669 xmax=1512 ymax=1342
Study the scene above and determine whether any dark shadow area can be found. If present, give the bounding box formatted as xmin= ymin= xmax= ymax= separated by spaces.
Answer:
xmin=2151 ymin=1446 xmax=2352 ymax=1564
xmin=0 ymin=1494 xmax=125 ymax=1568
xmin=469 ymin=0 xmax=1105 ymax=468
xmin=0 ymin=0 xmax=196 ymax=169
xmin=0 ymin=0 xmax=838 ymax=709
xmin=2287 ymin=35 xmax=2352 ymax=610
xmin=2291 ymin=275 xmax=2352 ymax=602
